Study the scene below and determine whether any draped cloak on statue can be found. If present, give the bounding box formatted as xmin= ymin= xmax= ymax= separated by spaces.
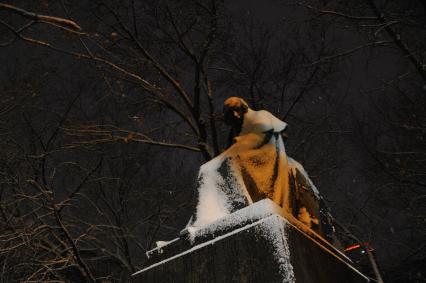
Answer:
xmin=187 ymin=106 xmax=326 ymax=236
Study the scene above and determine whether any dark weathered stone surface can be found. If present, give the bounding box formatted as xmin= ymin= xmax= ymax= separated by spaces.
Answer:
xmin=133 ymin=212 xmax=369 ymax=283
xmin=286 ymin=224 xmax=366 ymax=282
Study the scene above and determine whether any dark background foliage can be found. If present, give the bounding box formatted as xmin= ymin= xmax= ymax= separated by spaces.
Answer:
xmin=0 ymin=0 xmax=425 ymax=282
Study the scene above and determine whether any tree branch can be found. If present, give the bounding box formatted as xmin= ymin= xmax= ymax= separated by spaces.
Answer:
xmin=366 ymin=0 xmax=426 ymax=81
xmin=0 ymin=3 xmax=81 ymax=31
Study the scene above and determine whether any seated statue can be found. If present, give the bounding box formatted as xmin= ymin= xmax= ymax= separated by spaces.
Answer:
xmin=186 ymin=97 xmax=335 ymax=242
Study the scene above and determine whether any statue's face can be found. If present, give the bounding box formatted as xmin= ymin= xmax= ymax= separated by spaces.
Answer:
xmin=223 ymin=97 xmax=248 ymax=126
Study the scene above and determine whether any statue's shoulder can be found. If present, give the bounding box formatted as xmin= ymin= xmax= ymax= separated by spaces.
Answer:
xmin=254 ymin=110 xmax=287 ymax=133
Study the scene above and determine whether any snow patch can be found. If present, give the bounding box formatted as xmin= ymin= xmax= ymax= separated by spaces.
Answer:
xmin=255 ymin=216 xmax=295 ymax=283
xmin=186 ymin=199 xmax=300 ymax=282
xmin=146 ymin=238 xmax=179 ymax=259
xmin=240 ymin=109 xmax=288 ymax=135
xmin=191 ymin=152 xmax=252 ymax=228
xmin=133 ymin=214 xmax=295 ymax=282
xmin=189 ymin=199 xmax=283 ymax=241
xmin=155 ymin=241 xmax=170 ymax=249
xmin=191 ymin=156 xmax=231 ymax=227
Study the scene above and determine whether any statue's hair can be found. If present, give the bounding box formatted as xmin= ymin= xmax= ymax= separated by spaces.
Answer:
xmin=223 ymin=97 xmax=248 ymax=110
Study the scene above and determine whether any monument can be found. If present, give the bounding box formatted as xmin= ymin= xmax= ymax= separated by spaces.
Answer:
xmin=132 ymin=97 xmax=374 ymax=282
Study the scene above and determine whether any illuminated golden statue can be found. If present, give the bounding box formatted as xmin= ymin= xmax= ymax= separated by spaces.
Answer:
xmin=188 ymin=97 xmax=328 ymax=238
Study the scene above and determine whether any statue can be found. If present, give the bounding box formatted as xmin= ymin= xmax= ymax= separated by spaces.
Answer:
xmin=186 ymin=97 xmax=334 ymax=241
xmin=134 ymin=97 xmax=374 ymax=283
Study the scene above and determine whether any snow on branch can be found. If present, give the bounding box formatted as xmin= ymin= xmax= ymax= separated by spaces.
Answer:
xmin=0 ymin=3 xmax=82 ymax=31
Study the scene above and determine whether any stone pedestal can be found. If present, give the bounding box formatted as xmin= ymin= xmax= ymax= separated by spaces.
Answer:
xmin=132 ymin=200 xmax=369 ymax=283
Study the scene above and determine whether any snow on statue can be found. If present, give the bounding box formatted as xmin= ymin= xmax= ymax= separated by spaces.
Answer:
xmin=185 ymin=97 xmax=333 ymax=240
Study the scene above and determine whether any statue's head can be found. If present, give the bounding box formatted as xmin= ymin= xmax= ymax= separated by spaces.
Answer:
xmin=223 ymin=97 xmax=248 ymax=126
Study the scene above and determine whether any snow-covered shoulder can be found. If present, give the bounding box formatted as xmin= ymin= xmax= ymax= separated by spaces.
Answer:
xmin=241 ymin=109 xmax=287 ymax=134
